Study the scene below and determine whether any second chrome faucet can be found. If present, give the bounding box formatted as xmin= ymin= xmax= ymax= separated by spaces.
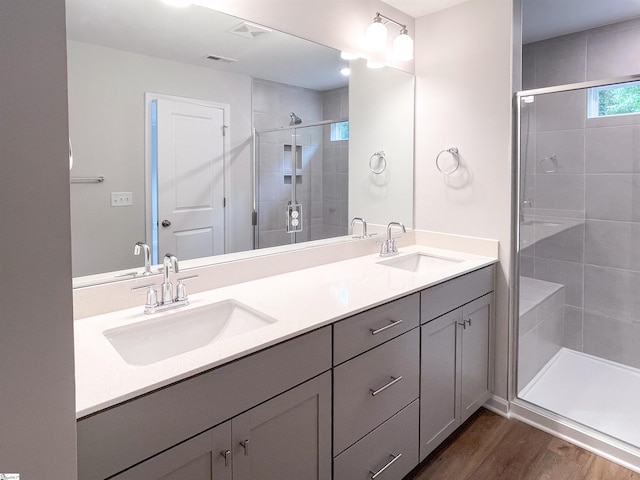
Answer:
xmin=380 ymin=222 xmax=406 ymax=257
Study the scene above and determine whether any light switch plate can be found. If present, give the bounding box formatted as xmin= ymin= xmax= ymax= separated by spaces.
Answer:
xmin=111 ymin=192 xmax=133 ymax=207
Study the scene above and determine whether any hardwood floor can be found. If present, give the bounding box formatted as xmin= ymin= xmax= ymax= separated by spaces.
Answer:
xmin=406 ymin=408 xmax=640 ymax=480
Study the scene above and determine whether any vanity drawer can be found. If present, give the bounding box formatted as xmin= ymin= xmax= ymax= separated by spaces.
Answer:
xmin=333 ymin=328 xmax=419 ymax=455
xmin=421 ymin=265 xmax=494 ymax=324
xmin=77 ymin=326 xmax=331 ymax=480
xmin=333 ymin=293 xmax=419 ymax=365
xmin=334 ymin=400 xmax=419 ymax=480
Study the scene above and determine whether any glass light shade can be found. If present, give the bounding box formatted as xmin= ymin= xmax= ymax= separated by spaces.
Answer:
xmin=366 ymin=20 xmax=387 ymax=52
xmin=393 ymin=32 xmax=414 ymax=61
xmin=340 ymin=51 xmax=359 ymax=60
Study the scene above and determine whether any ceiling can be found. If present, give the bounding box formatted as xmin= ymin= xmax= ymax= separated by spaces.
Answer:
xmin=66 ymin=0 xmax=348 ymax=91
xmin=382 ymin=0 xmax=640 ymax=44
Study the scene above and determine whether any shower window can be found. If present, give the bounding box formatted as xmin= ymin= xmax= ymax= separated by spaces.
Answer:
xmin=330 ymin=121 xmax=349 ymax=141
xmin=587 ymin=79 xmax=640 ymax=117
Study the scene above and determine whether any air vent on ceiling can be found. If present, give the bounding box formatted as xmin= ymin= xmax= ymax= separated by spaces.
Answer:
xmin=228 ymin=21 xmax=272 ymax=39
xmin=205 ymin=54 xmax=238 ymax=64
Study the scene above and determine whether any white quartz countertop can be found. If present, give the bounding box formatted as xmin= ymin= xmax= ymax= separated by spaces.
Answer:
xmin=75 ymin=245 xmax=496 ymax=418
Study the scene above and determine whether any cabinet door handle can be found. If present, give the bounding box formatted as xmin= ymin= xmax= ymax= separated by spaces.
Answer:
xmin=370 ymin=319 xmax=403 ymax=335
xmin=370 ymin=375 xmax=403 ymax=396
xmin=467 ymin=317 xmax=472 ymax=327
xmin=458 ymin=320 xmax=466 ymax=330
xmin=370 ymin=453 xmax=403 ymax=479
xmin=240 ymin=439 xmax=250 ymax=456
xmin=220 ymin=450 xmax=231 ymax=467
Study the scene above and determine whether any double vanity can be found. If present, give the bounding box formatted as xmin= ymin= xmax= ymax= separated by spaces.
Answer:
xmin=75 ymin=239 xmax=497 ymax=479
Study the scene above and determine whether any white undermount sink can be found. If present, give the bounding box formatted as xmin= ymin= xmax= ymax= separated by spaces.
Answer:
xmin=379 ymin=252 xmax=464 ymax=273
xmin=103 ymin=300 xmax=277 ymax=366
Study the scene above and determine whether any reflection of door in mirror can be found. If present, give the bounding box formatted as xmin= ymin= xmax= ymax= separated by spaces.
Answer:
xmin=148 ymin=94 xmax=228 ymax=264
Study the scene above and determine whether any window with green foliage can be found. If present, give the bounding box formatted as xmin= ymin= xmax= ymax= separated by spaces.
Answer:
xmin=588 ymin=81 xmax=640 ymax=118
xmin=330 ymin=121 xmax=349 ymax=141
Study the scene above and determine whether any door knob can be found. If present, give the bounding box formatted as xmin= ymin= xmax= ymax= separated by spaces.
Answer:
xmin=161 ymin=220 xmax=171 ymax=227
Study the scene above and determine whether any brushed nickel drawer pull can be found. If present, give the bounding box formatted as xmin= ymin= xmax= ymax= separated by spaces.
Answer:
xmin=370 ymin=453 xmax=403 ymax=479
xmin=370 ymin=375 xmax=403 ymax=396
xmin=240 ymin=439 xmax=250 ymax=456
xmin=370 ymin=319 xmax=403 ymax=335
xmin=220 ymin=450 xmax=231 ymax=467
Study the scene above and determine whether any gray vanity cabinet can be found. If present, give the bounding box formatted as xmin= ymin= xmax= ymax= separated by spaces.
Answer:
xmin=111 ymin=422 xmax=232 ymax=480
xmin=332 ymin=293 xmax=420 ymax=480
xmin=232 ymin=371 xmax=332 ymax=480
xmin=111 ymin=372 xmax=331 ymax=480
xmin=419 ymin=267 xmax=494 ymax=461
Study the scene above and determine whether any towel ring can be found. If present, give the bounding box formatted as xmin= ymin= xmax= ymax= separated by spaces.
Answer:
xmin=436 ymin=147 xmax=460 ymax=175
xmin=369 ymin=151 xmax=387 ymax=175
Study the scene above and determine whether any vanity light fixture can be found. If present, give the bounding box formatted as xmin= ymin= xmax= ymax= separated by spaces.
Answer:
xmin=365 ymin=12 xmax=414 ymax=61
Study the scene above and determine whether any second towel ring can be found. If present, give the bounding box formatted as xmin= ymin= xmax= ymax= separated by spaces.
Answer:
xmin=369 ymin=151 xmax=387 ymax=175
xmin=436 ymin=147 xmax=460 ymax=175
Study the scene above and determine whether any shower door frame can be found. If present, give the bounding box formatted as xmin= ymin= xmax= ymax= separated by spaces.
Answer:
xmin=510 ymin=73 xmax=640 ymax=472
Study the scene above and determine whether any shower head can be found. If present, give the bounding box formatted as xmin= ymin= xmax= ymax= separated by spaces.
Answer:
xmin=289 ymin=112 xmax=302 ymax=126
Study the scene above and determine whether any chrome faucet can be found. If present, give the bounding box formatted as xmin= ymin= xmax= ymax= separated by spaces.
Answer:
xmin=162 ymin=253 xmax=179 ymax=305
xmin=351 ymin=217 xmax=368 ymax=238
xmin=133 ymin=242 xmax=152 ymax=276
xmin=132 ymin=253 xmax=197 ymax=314
xmin=380 ymin=221 xmax=406 ymax=257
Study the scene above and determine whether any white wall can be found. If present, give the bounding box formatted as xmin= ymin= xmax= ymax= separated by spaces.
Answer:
xmin=349 ymin=59 xmax=415 ymax=227
xmin=205 ymin=0 xmax=415 ymax=74
xmin=414 ymin=0 xmax=516 ymax=401
xmin=0 ymin=0 xmax=77 ymax=478
xmin=67 ymin=41 xmax=253 ymax=276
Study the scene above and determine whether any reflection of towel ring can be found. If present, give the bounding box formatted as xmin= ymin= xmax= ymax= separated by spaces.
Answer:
xmin=540 ymin=155 xmax=558 ymax=173
xmin=369 ymin=151 xmax=387 ymax=175
xmin=436 ymin=147 xmax=460 ymax=175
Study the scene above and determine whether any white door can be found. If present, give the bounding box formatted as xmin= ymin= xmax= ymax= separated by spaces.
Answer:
xmin=156 ymin=97 xmax=226 ymax=260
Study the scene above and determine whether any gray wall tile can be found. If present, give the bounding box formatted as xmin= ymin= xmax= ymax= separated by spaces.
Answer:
xmin=535 ymin=174 xmax=584 ymax=211
xmin=587 ymin=26 xmax=640 ymax=80
xmin=535 ymin=90 xmax=586 ymax=132
xmin=522 ymin=43 xmax=536 ymax=90
xmin=563 ymin=306 xmax=583 ymax=351
xmin=584 ymin=310 xmax=640 ymax=368
xmin=586 ymin=125 xmax=640 ymax=174
xmin=535 ymin=32 xmax=586 ymax=88
xmin=585 ymin=220 xmax=640 ymax=270
xmin=585 ymin=174 xmax=640 ymax=221
xmin=535 ymin=224 xmax=584 ymax=263
xmin=536 ymin=129 xmax=584 ymax=174
xmin=584 ymin=264 xmax=640 ymax=321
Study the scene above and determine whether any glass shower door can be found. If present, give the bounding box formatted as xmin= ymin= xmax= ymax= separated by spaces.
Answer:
xmin=254 ymin=121 xmax=349 ymax=249
xmin=516 ymin=78 xmax=640 ymax=449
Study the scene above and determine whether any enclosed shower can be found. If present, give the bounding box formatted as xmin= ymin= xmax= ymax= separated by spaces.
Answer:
xmin=254 ymin=118 xmax=349 ymax=249
xmin=515 ymin=76 xmax=640 ymax=455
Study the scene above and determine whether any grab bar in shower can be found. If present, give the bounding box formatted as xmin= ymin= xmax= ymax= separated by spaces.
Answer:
xmin=70 ymin=176 xmax=105 ymax=184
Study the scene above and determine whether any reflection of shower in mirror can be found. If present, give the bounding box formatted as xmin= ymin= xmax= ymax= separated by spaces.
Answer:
xmin=289 ymin=112 xmax=302 ymax=125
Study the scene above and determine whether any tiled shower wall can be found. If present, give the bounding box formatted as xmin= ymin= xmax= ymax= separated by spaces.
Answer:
xmin=522 ymin=17 xmax=640 ymax=369
xmin=253 ymin=79 xmax=348 ymax=248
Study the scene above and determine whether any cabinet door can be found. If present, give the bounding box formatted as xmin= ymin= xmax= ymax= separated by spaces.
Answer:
xmin=232 ymin=372 xmax=331 ymax=480
xmin=419 ymin=308 xmax=463 ymax=461
xmin=461 ymin=293 xmax=492 ymax=422
xmin=111 ymin=421 xmax=232 ymax=480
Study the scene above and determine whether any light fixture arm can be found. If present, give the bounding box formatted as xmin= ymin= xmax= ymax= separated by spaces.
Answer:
xmin=373 ymin=12 xmax=408 ymax=33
